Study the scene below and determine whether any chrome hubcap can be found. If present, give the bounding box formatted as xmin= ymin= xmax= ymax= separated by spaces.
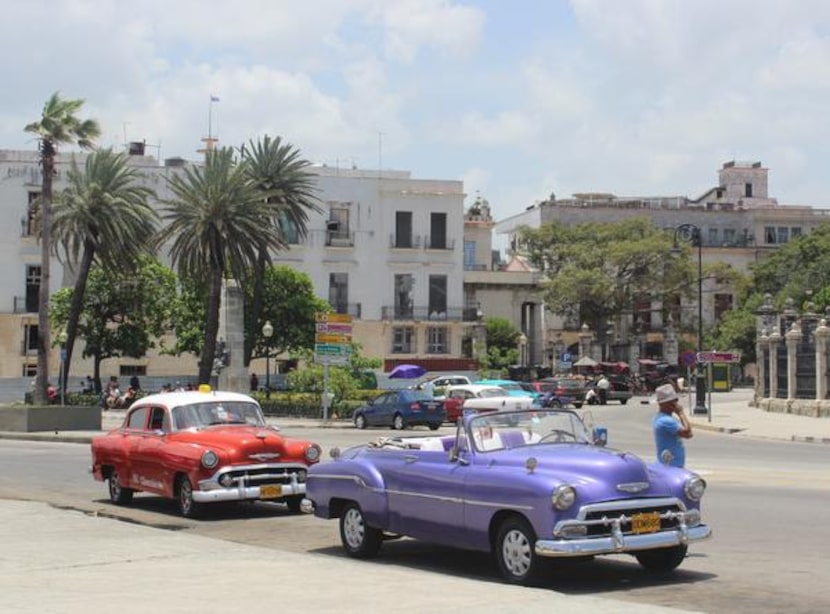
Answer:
xmin=502 ymin=529 xmax=531 ymax=576
xmin=343 ymin=508 xmax=365 ymax=549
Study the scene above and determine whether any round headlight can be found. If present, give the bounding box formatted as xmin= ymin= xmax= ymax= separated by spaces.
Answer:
xmin=305 ymin=445 xmax=321 ymax=463
xmin=201 ymin=450 xmax=219 ymax=469
xmin=684 ymin=475 xmax=707 ymax=501
xmin=552 ymin=484 xmax=576 ymax=510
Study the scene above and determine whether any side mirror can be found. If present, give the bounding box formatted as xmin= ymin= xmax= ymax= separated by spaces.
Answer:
xmin=593 ymin=426 xmax=608 ymax=447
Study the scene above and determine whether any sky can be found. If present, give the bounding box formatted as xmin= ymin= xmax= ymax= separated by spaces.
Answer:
xmin=4 ymin=0 xmax=830 ymax=223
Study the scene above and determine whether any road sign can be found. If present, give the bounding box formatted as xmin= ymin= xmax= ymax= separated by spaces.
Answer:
xmin=561 ymin=352 xmax=572 ymax=362
xmin=696 ymin=351 xmax=741 ymax=364
xmin=680 ymin=350 xmax=697 ymax=367
xmin=315 ymin=353 xmax=350 ymax=365
xmin=315 ymin=333 xmax=352 ymax=344
xmin=315 ymin=313 xmax=352 ymax=323
xmin=316 ymin=322 xmax=353 ymax=334
xmin=315 ymin=343 xmax=352 ymax=356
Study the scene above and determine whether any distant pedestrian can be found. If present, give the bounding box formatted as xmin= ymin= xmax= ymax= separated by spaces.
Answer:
xmin=129 ymin=374 xmax=141 ymax=391
xmin=652 ymin=383 xmax=693 ymax=468
xmin=596 ymin=374 xmax=610 ymax=405
xmin=250 ymin=372 xmax=259 ymax=392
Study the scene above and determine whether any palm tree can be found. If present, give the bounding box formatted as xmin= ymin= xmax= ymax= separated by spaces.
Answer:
xmin=158 ymin=147 xmax=287 ymax=384
xmin=53 ymin=148 xmax=159 ymax=388
xmin=24 ymin=92 xmax=100 ymax=404
xmin=240 ymin=135 xmax=321 ymax=365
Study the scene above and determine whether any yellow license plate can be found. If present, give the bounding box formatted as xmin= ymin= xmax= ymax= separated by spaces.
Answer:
xmin=260 ymin=485 xmax=282 ymax=499
xmin=631 ymin=512 xmax=661 ymax=534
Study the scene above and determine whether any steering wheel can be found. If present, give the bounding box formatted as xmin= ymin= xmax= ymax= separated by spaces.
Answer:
xmin=539 ymin=429 xmax=577 ymax=443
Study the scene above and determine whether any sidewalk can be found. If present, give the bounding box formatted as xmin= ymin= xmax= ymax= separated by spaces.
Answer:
xmin=1 ymin=389 xmax=829 ymax=444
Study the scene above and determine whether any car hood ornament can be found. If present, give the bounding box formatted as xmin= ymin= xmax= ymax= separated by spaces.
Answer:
xmin=616 ymin=481 xmax=649 ymax=493
xmin=249 ymin=452 xmax=281 ymax=461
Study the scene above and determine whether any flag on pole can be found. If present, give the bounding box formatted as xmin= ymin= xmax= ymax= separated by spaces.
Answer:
xmin=210 ymin=95 xmax=220 ymax=102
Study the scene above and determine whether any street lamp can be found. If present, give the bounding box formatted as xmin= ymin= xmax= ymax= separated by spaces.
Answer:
xmin=262 ymin=320 xmax=273 ymax=398
xmin=57 ymin=330 xmax=68 ymax=406
xmin=672 ymin=224 xmax=707 ymax=415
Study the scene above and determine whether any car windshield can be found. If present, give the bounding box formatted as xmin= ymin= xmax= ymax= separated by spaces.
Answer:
xmin=171 ymin=401 xmax=266 ymax=430
xmin=467 ymin=409 xmax=592 ymax=452
xmin=497 ymin=383 xmax=522 ymax=391
xmin=402 ymin=390 xmax=435 ymax=402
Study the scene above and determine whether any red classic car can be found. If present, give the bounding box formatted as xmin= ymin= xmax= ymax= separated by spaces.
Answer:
xmin=90 ymin=387 xmax=322 ymax=518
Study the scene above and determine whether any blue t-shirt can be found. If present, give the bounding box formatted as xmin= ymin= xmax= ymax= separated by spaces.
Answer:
xmin=653 ymin=413 xmax=686 ymax=468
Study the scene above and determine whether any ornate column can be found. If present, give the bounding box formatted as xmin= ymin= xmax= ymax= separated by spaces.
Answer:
xmin=768 ymin=329 xmax=781 ymax=399
xmin=578 ymin=323 xmax=593 ymax=361
xmin=756 ymin=328 xmax=769 ymax=401
xmin=815 ymin=319 xmax=830 ymax=401
xmin=785 ymin=322 xmax=802 ymax=401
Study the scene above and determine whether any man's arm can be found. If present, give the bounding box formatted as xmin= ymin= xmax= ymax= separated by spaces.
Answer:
xmin=675 ymin=407 xmax=693 ymax=438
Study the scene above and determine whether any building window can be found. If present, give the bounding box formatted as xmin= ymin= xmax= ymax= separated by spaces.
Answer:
xmin=714 ymin=293 xmax=733 ymax=322
xmin=329 ymin=273 xmax=349 ymax=314
xmin=745 ymin=183 xmax=753 ymax=197
xmin=394 ymin=274 xmax=414 ymax=319
xmin=428 ymin=212 xmax=447 ymax=249
xmin=632 ymin=294 xmax=652 ymax=331
xmin=278 ymin=211 xmax=300 ymax=244
xmin=708 ymin=228 xmax=718 ymax=245
xmin=392 ymin=327 xmax=415 ymax=353
xmin=23 ymin=323 xmax=38 ymax=355
xmin=791 ymin=227 xmax=803 ymax=239
xmin=327 ymin=207 xmax=352 ymax=246
xmin=764 ymin=226 xmax=776 ymax=244
xmin=463 ymin=240 xmax=476 ymax=269
xmin=428 ymin=275 xmax=447 ymax=319
xmin=723 ymin=228 xmax=736 ymax=245
xmin=667 ymin=294 xmax=682 ymax=328
xmin=26 ymin=266 xmax=41 ymax=313
xmin=22 ymin=363 xmax=37 ymax=377
xmin=394 ymin=211 xmax=413 ymax=248
xmin=25 ymin=192 xmax=41 ymax=237
xmin=427 ymin=327 xmax=449 ymax=354
xmin=777 ymin=226 xmax=789 ymax=244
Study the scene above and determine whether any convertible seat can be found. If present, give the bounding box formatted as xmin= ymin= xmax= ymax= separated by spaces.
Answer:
xmin=499 ymin=431 xmax=526 ymax=449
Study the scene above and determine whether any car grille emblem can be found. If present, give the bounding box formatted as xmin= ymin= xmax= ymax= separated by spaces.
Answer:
xmin=616 ymin=482 xmax=649 ymax=493
xmin=249 ymin=452 xmax=281 ymax=461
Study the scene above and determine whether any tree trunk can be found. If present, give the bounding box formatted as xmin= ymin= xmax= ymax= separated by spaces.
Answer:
xmin=199 ymin=267 xmax=223 ymax=384
xmin=34 ymin=150 xmax=55 ymax=405
xmin=62 ymin=242 xmax=95 ymax=387
xmin=244 ymin=250 xmax=267 ymax=367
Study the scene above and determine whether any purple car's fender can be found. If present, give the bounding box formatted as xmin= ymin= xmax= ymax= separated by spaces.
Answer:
xmin=306 ymin=446 xmax=390 ymax=528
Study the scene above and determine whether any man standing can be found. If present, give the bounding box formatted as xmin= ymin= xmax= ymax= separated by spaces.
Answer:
xmin=653 ymin=383 xmax=693 ymax=467
xmin=596 ymin=373 xmax=610 ymax=405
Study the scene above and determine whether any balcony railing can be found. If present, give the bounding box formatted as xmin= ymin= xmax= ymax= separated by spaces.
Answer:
xmin=329 ymin=302 xmax=362 ymax=319
xmin=390 ymin=234 xmax=422 ymax=249
xmin=325 ymin=230 xmax=355 ymax=247
xmin=425 ymin=236 xmax=455 ymax=250
xmin=382 ymin=306 xmax=465 ymax=321
xmin=14 ymin=296 xmax=35 ymax=314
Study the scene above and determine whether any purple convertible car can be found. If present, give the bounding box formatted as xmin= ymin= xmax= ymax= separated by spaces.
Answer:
xmin=302 ymin=408 xmax=711 ymax=586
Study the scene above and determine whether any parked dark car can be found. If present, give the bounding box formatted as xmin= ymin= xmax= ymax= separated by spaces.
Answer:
xmin=353 ymin=390 xmax=446 ymax=430
xmin=539 ymin=378 xmax=588 ymax=408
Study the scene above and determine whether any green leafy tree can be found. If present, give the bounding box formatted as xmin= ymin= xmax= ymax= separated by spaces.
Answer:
xmin=480 ymin=317 xmax=521 ymax=372
xmin=24 ymin=92 xmax=100 ymax=403
xmin=158 ymin=147 xmax=288 ymax=384
xmin=246 ymin=265 xmax=331 ymax=362
xmin=53 ymin=148 xmax=158 ymax=386
xmin=522 ymin=218 xmax=695 ymax=333
xmin=50 ymin=258 xmax=177 ymax=391
xmin=241 ymin=135 xmax=321 ymax=364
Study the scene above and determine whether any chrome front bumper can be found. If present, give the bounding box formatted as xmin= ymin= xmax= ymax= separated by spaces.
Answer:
xmin=536 ymin=523 xmax=711 ymax=557
xmin=193 ymin=464 xmax=307 ymax=503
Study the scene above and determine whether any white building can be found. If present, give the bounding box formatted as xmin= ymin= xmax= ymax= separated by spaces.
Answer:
xmin=0 ymin=146 xmax=477 ymax=383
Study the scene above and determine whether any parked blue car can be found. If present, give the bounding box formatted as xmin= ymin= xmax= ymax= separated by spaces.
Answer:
xmin=352 ymin=389 xmax=446 ymax=430
xmin=304 ymin=407 xmax=711 ymax=586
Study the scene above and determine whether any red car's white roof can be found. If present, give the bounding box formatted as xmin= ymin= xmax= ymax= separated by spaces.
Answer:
xmin=131 ymin=389 xmax=260 ymax=409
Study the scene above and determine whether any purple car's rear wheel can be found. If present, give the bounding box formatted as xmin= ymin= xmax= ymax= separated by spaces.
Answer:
xmin=496 ymin=517 xmax=545 ymax=586
xmin=340 ymin=502 xmax=382 ymax=559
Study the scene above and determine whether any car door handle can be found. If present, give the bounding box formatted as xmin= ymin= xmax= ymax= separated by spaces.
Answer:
xmin=404 ymin=455 xmax=418 ymax=463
